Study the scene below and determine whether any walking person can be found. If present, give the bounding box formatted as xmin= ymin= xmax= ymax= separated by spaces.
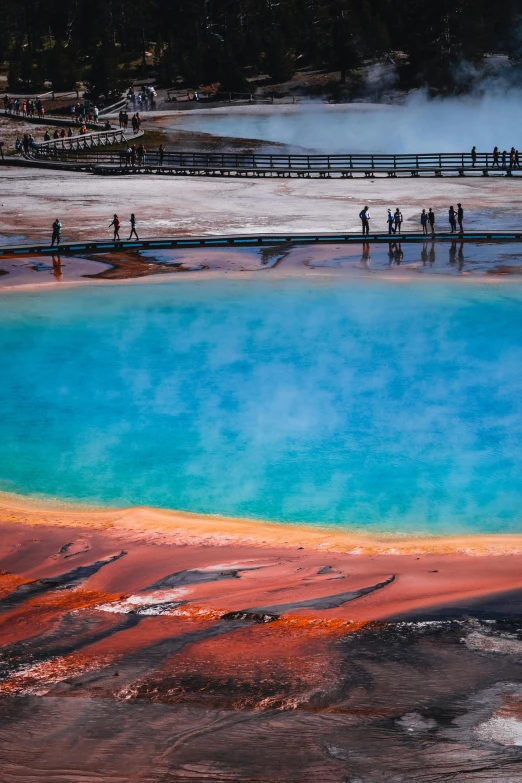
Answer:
xmin=109 ymin=214 xmax=121 ymax=241
xmin=421 ymin=208 xmax=428 ymax=235
xmin=393 ymin=207 xmax=403 ymax=235
xmin=493 ymin=146 xmax=499 ymax=167
xmin=128 ymin=213 xmax=139 ymax=240
xmin=51 ymin=218 xmax=62 ymax=246
xmin=158 ymin=144 xmax=165 ymax=166
xmin=448 ymin=205 xmax=457 ymax=233
xmin=457 ymin=203 xmax=464 ymax=233
xmin=471 ymin=146 xmax=477 ymax=167
xmin=387 ymin=208 xmax=394 ymax=235
xmin=359 ymin=205 xmax=370 ymax=236
xmin=502 ymin=150 xmax=507 ymax=168
xmin=428 ymin=207 xmax=435 ymax=235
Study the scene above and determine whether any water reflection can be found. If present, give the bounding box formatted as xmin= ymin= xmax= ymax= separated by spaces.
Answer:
xmin=52 ymin=256 xmax=63 ymax=282
xmin=387 ymin=241 xmax=404 ymax=266
xmin=360 ymin=242 xmax=371 ymax=270
xmin=447 ymin=240 xmax=465 ymax=272
xmin=382 ymin=240 xmax=468 ymax=272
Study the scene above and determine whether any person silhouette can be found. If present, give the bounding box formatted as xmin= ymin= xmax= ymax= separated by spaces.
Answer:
xmin=457 ymin=203 xmax=464 ymax=233
xmin=393 ymin=207 xmax=403 ymax=234
xmin=359 ymin=206 xmax=370 ymax=236
xmin=428 ymin=208 xmax=435 ymax=235
xmin=51 ymin=218 xmax=62 ymax=246
xmin=128 ymin=213 xmax=139 ymax=240
xmin=421 ymin=208 xmax=428 ymax=235
xmin=448 ymin=206 xmax=457 ymax=233
xmin=109 ymin=214 xmax=121 ymax=241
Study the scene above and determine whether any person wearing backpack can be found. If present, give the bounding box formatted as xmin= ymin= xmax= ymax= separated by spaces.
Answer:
xmin=51 ymin=218 xmax=62 ymax=247
xmin=359 ymin=206 xmax=370 ymax=236
xmin=109 ymin=214 xmax=121 ymax=241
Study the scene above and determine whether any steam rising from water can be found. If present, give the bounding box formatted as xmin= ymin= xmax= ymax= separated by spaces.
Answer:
xmin=174 ymin=91 xmax=522 ymax=153
xmin=1 ymin=277 xmax=522 ymax=535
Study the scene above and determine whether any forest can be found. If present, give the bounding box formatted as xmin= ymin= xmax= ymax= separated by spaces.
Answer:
xmin=1 ymin=0 xmax=522 ymax=98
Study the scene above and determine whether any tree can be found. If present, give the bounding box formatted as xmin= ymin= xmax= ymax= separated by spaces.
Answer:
xmin=219 ymin=49 xmax=249 ymax=92
xmin=264 ymin=30 xmax=294 ymax=82
xmin=47 ymin=41 xmax=78 ymax=91
xmin=85 ymin=38 xmax=126 ymax=100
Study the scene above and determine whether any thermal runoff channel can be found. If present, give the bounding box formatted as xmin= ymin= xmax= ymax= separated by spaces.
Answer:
xmin=1 ymin=277 xmax=522 ymax=536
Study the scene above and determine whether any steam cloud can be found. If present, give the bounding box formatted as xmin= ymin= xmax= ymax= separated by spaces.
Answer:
xmin=175 ymin=88 xmax=522 ymax=154
xmin=1 ymin=277 xmax=522 ymax=536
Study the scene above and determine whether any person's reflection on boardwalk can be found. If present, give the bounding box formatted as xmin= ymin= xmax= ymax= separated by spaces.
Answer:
xmin=387 ymin=242 xmax=394 ymax=267
xmin=449 ymin=239 xmax=465 ymax=272
xmin=360 ymin=242 xmax=371 ymax=270
xmin=449 ymin=240 xmax=457 ymax=267
xmin=52 ymin=256 xmax=62 ymax=281
xmin=387 ymin=241 xmax=403 ymax=266
xmin=421 ymin=241 xmax=429 ymax=267
xmin=457 ymin=240 xmax=465 ymax=272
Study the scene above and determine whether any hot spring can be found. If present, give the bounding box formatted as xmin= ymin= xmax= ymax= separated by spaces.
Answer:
xmin=168 ymin=94 xmax=522 ymax=153
xmin=1 ymin=276 xmax=522 ymax=536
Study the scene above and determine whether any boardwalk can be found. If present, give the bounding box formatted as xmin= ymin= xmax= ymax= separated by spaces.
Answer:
xmin=33 ymin=127 xmax=143 ymax=152
xmin=1 ymin=232 xmax=522 ymax=258
xmin=18 ymin=148 xmax=522 ymax=177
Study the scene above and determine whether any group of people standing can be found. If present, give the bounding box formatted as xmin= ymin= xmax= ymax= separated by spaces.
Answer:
xmin=15 ymin=134 xmax=36 ymax=153
xmin=3 ymin=94 xmax=102 ymax=124
xmin=360 ymin=204 xmax=465 ymax=235
xmin=123 ymin=143 xmax=147 ymax=166
xmin=69 ymin=102 xmax=99 ymax=124
xmin=43 ymin=127 xmax=76 ymax=142
xmin=127 ymin=87 xmax=157 ymax=111
xmin=118 ymin=111 xmax=133 ymax=130
xmin=3 ymin=95 xmax=46 ymax=118
xmin=119 ymin=112 xmax=143 ymax=133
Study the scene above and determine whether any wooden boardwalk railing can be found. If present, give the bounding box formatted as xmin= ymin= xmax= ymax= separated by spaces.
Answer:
xmin=33 ymin=128 xmax=143 ymax=152
xmin=25 ymin=147 xmax=522 ymax=177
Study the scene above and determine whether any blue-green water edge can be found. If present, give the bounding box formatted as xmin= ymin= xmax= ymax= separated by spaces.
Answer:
xmin=1 ymin=278 xmax=522 ymax=536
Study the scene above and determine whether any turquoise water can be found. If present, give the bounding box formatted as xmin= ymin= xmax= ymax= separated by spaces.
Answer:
xmin=1 ymin=278 xmax=522 ymax=535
